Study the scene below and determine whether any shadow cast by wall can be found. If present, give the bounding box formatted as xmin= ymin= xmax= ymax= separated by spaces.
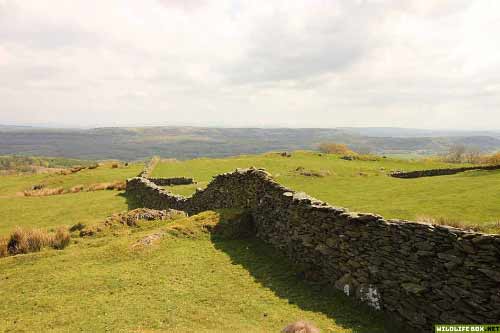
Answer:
xmin=118 ymin=191 xmax=142 ymax=210
xmin=211 ymin=236 xmax=412 ymax=333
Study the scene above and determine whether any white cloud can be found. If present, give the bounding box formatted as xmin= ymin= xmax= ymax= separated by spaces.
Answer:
xmin=0 ymin=0 xmax=499 ymax=129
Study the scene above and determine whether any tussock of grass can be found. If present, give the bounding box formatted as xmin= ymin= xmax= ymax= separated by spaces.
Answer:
xmin=416 ymin=215 xmax=480 ymax=231
xmin=2 ymin=226 xmax=71 ymax=257
xmin=69 ymin=185 xmax=85 ymax=193
xmin=86 ymin=181 xmax=125 ymax=191
xmin=8 ymin=228 xmax=52 ymax=255
xmin=52 ymin=227 xmax=71 ymax=250
xmin=23 ymin=187 xmax=65 ymax=197
xmin=23 ymin=181 xmax=125 ymax=197
xmin=415 ymin=215 xmax=500 ymax=233
xmin=0 ymin=237 xmax=8 ymax=258
xmin=8 ymin=228 xmax=50 ymax=254
xmin=295 ymin=167 xmax=332 ymax=178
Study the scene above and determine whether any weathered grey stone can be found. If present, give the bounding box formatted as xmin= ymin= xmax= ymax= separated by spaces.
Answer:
xmin=478 ymin=269 xmax=500 ymax=282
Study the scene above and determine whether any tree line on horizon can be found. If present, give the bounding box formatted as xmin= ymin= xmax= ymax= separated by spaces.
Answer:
xmin=318 ymin=142 xmax=500 ymax=165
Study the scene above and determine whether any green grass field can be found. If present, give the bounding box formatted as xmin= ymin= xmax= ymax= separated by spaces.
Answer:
xmin=151 ymin=151 xmax=500 ymax=229
xmin=0 ymin=162 xmax=143 ymax=196
xmin=0 ymin=163 xmax=142 ymax=235
xmin=0 ymin=191 xmax=130 ymax=235
xmin=0 ymin=212 xmax=400 ymax=332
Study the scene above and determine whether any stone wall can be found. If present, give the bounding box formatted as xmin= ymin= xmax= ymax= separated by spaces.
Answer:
xmin=147 ymin=177 xmax=195 ymax=186
xmin=126 ymin=169 xmax=500 ymax=331
xmin=391 ymin=164 xmax=500 ymax=178
xmin=138 ymin=156 xmax=160 ymax=178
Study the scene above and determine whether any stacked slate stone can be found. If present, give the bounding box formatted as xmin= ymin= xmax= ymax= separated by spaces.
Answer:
xmin=391 ymin=164 xmax=500 ymax=178
xmin=126 ymin=168 xmax=500 ymax=331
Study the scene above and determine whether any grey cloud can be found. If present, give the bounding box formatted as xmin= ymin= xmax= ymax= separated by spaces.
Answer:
xmin=223 ymin=2 xmax=382 ymax=84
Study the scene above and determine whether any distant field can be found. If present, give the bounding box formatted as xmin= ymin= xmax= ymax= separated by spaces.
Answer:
xmin=0 ymin=162 xmax=142 ymax=196
xmin=0 ymin=191 xmax=130 ymax=235
xmin=152 ymin=151 xmax=500 ymax=228
xmin=0 ymin=162 xmax=142 ymax=234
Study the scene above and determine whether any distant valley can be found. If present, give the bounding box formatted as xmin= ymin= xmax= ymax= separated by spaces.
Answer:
xmin=1 ymin=125 xmax=499 ymax=160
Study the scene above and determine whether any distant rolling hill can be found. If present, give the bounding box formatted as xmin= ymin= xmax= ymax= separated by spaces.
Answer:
xmin=1 ymin=126 xmax=499 ymax=160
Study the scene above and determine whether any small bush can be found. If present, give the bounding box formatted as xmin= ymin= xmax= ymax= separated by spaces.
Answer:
xmin=52 ymin=227 xmax=71 ymax=250
xmin=318 ymin=142 xmax=355 ymax=155
xmin=111 ymin=163 xmax=119 ymax=169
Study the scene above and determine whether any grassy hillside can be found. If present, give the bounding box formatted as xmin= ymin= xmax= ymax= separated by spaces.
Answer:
xmin=151 ymin=151 xmax=500 ymax=229
xmin=0 ymin=211 xmax=399 ymax=332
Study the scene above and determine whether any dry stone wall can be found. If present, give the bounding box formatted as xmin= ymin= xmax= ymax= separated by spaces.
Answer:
xmin=126 ymin=168 xmax=500 ymax=331
xmin=146 ymin=177 xmax=194 ymax=186
xmin=391 ymin=164 xmax=500 ymax=178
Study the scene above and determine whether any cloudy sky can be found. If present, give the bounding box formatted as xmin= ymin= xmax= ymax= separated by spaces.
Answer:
xmin=0 ymin=0 xmax=499 ymax=129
